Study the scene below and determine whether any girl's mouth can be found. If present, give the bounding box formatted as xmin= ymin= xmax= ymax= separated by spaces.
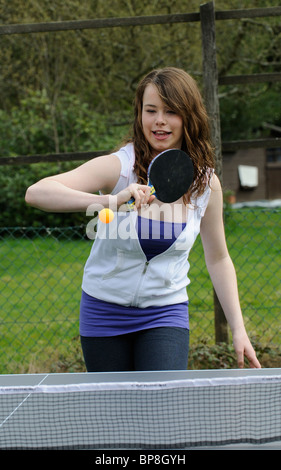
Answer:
xmin=152 ymin=131 xmax=171 ymax=140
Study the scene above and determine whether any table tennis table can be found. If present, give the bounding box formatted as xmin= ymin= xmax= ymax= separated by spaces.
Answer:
xmin=1 ymin=368 xmax=281 ymax=450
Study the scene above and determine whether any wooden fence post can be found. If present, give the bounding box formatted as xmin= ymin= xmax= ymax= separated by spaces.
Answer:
xmin=200 ymin=1 xmax=229 ymax=344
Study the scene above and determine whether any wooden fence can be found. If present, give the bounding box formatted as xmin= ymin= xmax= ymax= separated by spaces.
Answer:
xmin=1 ymin=1 xmax=280 ymax=342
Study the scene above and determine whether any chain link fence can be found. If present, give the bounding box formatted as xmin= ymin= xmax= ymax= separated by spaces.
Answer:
xmin=0 ymin=207 xmax=280 ymax=374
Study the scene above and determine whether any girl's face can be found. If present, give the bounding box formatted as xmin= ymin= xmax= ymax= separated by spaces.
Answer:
xmin=141 ymin=84 xmax=184 ymax=158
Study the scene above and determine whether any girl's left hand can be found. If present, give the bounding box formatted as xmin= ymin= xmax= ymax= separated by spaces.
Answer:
xmin=233 ymin=330 xmax=261 ymax=368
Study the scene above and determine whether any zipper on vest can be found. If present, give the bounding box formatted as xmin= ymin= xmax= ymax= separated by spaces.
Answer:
xmin=131 ymin=260 xmax=149 ymax=306
xmin=143 ymin=260 xmax=149 ymax=274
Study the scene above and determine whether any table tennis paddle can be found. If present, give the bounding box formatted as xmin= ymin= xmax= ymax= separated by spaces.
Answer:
xmin=127 ymin=148 xmax=194 ymax=209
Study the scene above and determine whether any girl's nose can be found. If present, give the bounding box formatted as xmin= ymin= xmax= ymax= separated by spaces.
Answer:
xmin=155 ymin=112 xmax=166 ymax=125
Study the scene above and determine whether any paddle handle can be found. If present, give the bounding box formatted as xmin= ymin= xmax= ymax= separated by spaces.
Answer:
xmin=127 ymin=182 xmax=155 ymax=210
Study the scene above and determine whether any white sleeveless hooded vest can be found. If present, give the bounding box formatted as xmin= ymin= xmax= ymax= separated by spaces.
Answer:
xmin=82 ymin=143 xmax=212 ymax=308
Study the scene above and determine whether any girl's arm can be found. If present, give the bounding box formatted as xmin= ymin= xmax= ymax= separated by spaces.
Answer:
xmin=25 ymin=154 xmax=151 ymax=212
xmin=200 ymin=174 xmax=261 ymax=368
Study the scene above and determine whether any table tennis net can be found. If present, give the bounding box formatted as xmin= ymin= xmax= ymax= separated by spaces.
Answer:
xmin=1 ymin=373 xmax=281 ymax=449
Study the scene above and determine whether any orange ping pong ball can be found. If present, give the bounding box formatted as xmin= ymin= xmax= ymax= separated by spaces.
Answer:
xmin=99 ymin=208 xmax=114 ymax=224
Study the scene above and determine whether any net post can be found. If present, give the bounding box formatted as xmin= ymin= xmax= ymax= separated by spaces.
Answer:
xmin=200 ymin=1 xmax=229 ymax=344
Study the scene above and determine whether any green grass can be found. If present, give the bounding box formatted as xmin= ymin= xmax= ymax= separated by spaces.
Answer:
xmin=188 ymin=208 xmax=280 ymax=346
xmin=0 ymin=208 xmax=280 ymax=373
xmin=0 ymin=233 xmax=90 ymax=373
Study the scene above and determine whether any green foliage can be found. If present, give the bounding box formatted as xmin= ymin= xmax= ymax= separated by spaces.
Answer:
xmin=188 ymin=340 xmax=281 ymax=370
xmin=188 ymin=341 xmax=238 ymax=369
xmin=0 ymin=91 xmax=130 ymax=226
xmin=0 ymin=89 xmax=130 ymax=156
xmin=220 ymin=83 xmax=281 ymax=141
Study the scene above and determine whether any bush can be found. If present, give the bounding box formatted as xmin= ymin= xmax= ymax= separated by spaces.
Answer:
xmin=0 ymin=90 xmax=130 ymax=227
xmin=188 ymin=340 xmax=281 ymax=370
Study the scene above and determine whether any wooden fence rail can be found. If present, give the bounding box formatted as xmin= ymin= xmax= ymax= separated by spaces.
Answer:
xmin=0 ymin=6 xmax=280 ymax=36
xmin=1 ymin=137 xmax=281 ymax=166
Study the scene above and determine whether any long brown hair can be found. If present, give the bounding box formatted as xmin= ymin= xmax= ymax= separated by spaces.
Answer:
xmin=125 ymin=67 xmax=215 ymax=203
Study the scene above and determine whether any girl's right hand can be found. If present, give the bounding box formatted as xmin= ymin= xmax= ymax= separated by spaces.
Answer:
xmin=117 ymin=183 xmax=154 ymax=210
